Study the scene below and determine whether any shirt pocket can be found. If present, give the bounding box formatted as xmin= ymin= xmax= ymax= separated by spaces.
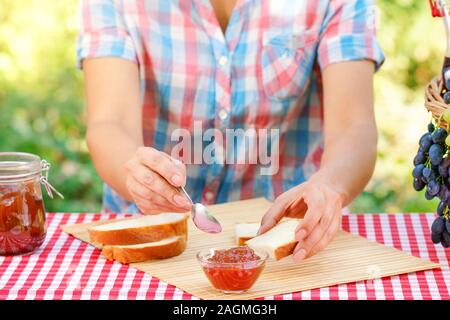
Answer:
xmin=261 ymin=32 xmax=317 ymax=101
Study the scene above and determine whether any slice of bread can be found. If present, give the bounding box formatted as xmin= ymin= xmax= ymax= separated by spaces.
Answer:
xmin=102 ymin=236 xmax=187 ymax=264
xmin=235 ymin=222 xmax=260 ymax=245
xmin=245 ymin=219 xmax=300 ymax=260
xmin=88 ymin=213 xmax=188 ymax=246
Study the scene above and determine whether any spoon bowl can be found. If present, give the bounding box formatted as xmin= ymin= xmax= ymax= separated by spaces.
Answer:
xmin=192 ymin=203 xmax=222 ymax=233
xmin=178 ymin=187 xmax=222 ymax=233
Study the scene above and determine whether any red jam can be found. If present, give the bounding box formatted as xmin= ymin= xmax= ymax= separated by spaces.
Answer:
xmin=0 ymin=184 xmax=46 ymax=256
xmin=201 ymin=246 xmax=265 ymax=292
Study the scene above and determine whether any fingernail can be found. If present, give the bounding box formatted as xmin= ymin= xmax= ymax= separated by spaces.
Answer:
xmin=296 ymin=229 xmax=307 ymax=240
xmin=293 ymin=249 xmax=306 ymax=262
xmin=256 ymin=226 xmax=263 ymax=235
xmin=171 ymin=174 xmax=182 ymax=186
xmin=173 ymin=158 xmax=183 ymax=166
xmin=173 ymin=194 xmax=189 ymax=207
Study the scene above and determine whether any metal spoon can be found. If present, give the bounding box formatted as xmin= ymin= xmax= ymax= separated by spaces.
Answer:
xmin=178 ymin=186 xmax=222 ymax=234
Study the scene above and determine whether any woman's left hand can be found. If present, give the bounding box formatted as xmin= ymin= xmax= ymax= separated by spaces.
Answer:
xmin=258 ymin=175 xmax=344 ymax=262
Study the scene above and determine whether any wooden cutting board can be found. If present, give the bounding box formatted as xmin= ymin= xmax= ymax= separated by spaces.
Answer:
xmin=61 ymin=197 xmax=440 ymax=300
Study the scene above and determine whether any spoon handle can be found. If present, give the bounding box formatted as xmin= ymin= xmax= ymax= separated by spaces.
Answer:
xmin=178 ymin=186 xmax=194 ymax=205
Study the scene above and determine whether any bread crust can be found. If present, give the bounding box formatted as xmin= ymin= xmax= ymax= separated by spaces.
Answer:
xmin=273 ymin=241 xmax=297 ymax=260
xmin=88 ymin=214 xmax=188 ymax=246
xmin=237 ymin=236 xmax=254 ymax=246
xmin=102 ymin=236 xmax=187 ymax=264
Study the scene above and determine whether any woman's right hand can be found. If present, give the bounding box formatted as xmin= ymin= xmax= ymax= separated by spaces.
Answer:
xmin=123 ymin=147 xmax=192 ymax=214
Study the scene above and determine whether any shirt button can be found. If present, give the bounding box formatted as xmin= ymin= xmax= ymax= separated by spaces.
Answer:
xmin=218 ymin=55 xmax=228 ymax=66
xmin=218 ymin=109 xmax=229 ymax=121
xmin=204 ymin=191 xmax=215 ymax=201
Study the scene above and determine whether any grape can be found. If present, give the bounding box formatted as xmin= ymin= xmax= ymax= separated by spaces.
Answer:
xmin=438 ymin=188 xmax=446 ymax=201
xmin=445 ymin=69 xmax=450 ymax=91
xmin=446 ymin=177 xmax=450 ymax=189
xmin=438 ymin=201 xmax=447 ymax=216
xmin=422 ymin=167 xmax=435 ymax=182
xmin=440 ymin=157 xmax=450 ymax=168
xmin=428 ymin=180 xmax=441 ymax=197
xmin=445 ymin=109 xmax=450 ymax=122
xmin=439 ymin=158 xmax=450 ymax=178
xmin=446 ymin=219 xmax=450 ymax=234
xmin=444 ymin=187 xmax=450 ymax=205
xmin=422 ymin=175 xmax=429 ymax=184
xmin=441 ymin=231 xmax=450 ymax=248
xmin=431 ymin=217 xmax=445 ymax=235
xmin=412 ymin=164 xmax=424 ymax=179
xmin=446 ymin=195 xmax=450 ymax=206
xmin=425 ymin=189 xmax=435 ymax=200
xmin=444 ymin=91 xmax=450 ymax=104
xmin=414 ymin=152 xmax=426 ymax=165
xmin=432 ymin=231 xmax=442 ymax=244
xmin=429 ymin=144 xmax=444 ymax=165
xmin=439 ymin=187 xmax=450 ymax=203
xmin=419 ymin=133 xmax=433 ymax=151
xmin=413 ymin=178 xmax=425 ymax=191
xmin=432 ymin=128 xmax=448 ymax=144
xmin=446 ymin=135 xmax=450 ymax=147
xmin=432 ymin=164 xmax=440 ymax=176
xmin=428 ymin=122 xmax=435 ymax=133
xmin=440 ymin=166 xmax=449 ymax=179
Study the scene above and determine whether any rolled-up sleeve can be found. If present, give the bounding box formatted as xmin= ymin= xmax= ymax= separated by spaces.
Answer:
xmin=77 ymin=0 xmax=137 ymax=68
xmin=317 ymin=0 xmax=385 ymax=71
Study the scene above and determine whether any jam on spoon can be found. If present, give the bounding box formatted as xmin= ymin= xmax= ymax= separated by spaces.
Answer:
xmin=178 ymin=187 xmax=222 ymax=234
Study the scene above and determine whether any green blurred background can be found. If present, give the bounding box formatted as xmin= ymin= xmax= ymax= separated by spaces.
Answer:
xmin=0 ymin=0 xmax=443 ymax=213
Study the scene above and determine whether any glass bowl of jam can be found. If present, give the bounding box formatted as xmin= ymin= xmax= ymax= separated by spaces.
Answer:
xmin=197 ymin=246 xmax=268 ymax=294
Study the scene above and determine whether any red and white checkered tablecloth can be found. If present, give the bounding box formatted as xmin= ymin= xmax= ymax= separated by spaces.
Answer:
xmin=0 ymin=212 xmax=449 ymax=300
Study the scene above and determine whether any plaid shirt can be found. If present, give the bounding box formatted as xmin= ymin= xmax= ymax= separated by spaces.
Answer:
xmin=77 ymin=0 xmax=384 ymax=213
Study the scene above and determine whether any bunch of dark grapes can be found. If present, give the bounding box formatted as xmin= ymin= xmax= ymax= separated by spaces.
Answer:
xmin=413 ymin=119 xmax=450 ymax=248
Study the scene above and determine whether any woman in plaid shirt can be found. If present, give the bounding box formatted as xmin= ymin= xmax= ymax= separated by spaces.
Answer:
xmin=79 ymin=0 xmax=384 ymax=261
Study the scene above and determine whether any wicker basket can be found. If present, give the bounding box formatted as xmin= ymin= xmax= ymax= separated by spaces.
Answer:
xmin=425 ymin=76 xmax=449 ymax=129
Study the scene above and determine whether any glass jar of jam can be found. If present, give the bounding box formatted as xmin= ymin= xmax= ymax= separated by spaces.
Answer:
xmin=0 ymin=152 xmax=61 ymax=256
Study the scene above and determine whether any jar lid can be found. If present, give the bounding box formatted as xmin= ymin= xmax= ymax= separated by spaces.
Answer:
xmin=0 ymin=152 xmax=42 ymax=180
